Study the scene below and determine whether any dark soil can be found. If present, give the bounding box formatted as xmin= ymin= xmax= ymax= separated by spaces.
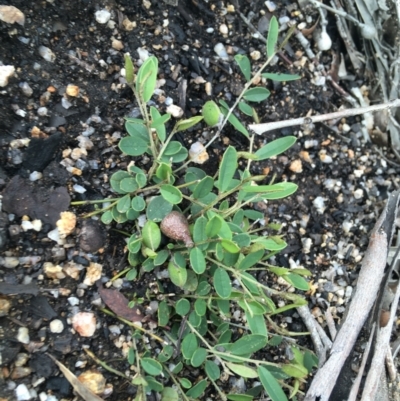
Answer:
xmin=1 ymin=1 xmax=399 ymax=400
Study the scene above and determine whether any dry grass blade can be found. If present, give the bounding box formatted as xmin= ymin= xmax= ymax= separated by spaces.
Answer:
xmin=46 ymin=354 xmax=105 ymax=401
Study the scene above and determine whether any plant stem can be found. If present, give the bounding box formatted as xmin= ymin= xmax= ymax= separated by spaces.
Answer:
xmin=249 ymin=98 xmax=400 ymax=135
xmin=83 ymin=348 xmax=132 ymax=378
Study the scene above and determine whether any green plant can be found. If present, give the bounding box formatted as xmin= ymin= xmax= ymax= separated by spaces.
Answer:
xmin=72 ymin=17 xmax=316 ymax=401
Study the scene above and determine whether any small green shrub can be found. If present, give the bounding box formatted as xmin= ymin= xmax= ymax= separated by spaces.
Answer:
xmin=73 ymin=17 xmax=316 ymax=401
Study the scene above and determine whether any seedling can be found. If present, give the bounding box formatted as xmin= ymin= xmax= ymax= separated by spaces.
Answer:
xmin=72 ymin=17 xmax=316 ymax=401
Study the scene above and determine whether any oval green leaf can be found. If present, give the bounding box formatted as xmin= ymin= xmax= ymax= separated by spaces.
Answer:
xmin=255 ymin=136 xmax=296 ymax=160
xmin=160 ymin=184 xmax=182 ymax=205
xmin=119 ymin=136 xmax=148 ymax=156
xmin=141 ymin=358 xmax=163 ymax=376
xmin=258 ymin=366 xmax=288 ymax=401
xmin=213 ymin=268 xmax=232 ymax=299
xmin=243 ymin=87 xmax=271 ymax=102
xmin=190 ymin=247 xmax=206 ymax=274
xmin=202 ymin=100 xmax=221 ymax=126
xmin=142 ymin=220 xmax=161 ymax=251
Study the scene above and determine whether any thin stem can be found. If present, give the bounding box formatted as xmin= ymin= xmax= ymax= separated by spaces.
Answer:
xmin=164 ymin=367 xmax=191 ymax=401
xmin=83 ymin=348 xmax=132 ymax=378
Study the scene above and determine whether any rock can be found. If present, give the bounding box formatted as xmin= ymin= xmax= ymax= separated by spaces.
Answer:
xmin=49 ymin=319 xmax=64 ymax=333
xmin=11 ymin=366 xmax=32 ymax=379
xmin=0 ymin=256 xmax=19 ymax=268
xmin=14 ymin=384 xmax=31 ymax=400
xmin=71 ymin=312 xmax=97 ymax=337
xmin=0 ymin=296 xmax=11 ymax=316
xmin=0 ymin=65 xmax=15 ymax=87
xmin=111 ymin=39 xmax=123 ymax=50
xmin=38 ymin=46 xmax=56 ymax=62
xmin=95 ymin=9 xmax=111 ymax=24
xmin=0 ymin=5 xmax=24 ymax=25
xmin=16 ymin=327 xmax=30 ymax=344
xmin=83 ymin=263 xmax=102 ymax=286
xmin=79 ymin=219 xmax=105 ymax=253
xmin=22 ymin=132 xmax=63 ymax=172
xmin=78 ymin=370 xmax=106 ymax=394
xmin=66 ymin=84 xmax=79 ymax=97
xmin=166 ymin=104 xmax=184 ymax=118
xmin=189 ymin=142 xmax=209 ymax=164
xmin=43 ymin=262 xmax=66 ymax=280
xmin=2 ymin=176 xmax=70 ymax=227
xmin=56 ymin=212 xmax=76 ymax=238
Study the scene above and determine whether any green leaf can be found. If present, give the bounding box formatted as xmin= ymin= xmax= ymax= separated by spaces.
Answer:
xmin=136 ymin=172 xmax=147 ymax=188
xmin=156 ymin=162 xmax=173 ymax=182
xmin=146 ymin=196 xmax=173 ymax=221
xmin=261 ymin=72 xmax=301 ymax=82
xmin=126 ymin=268 xmax=137 ymax=280
xmin=142 ymin=221 xmax=161 ymax=251
xmin=230 ymin=335 xmax=268 ymax=356
xmin=253 ymin=237 xmax=287 ymax=251
xmin=181 ymin=333 xmax=198 ymax=359
xmin=117 ymin=194 xmax=131 ymax=213
xmin=242 ymin=183 xmax=298 ymax=199
xmin=154 ymin=249 xmax=169 ymax=266
xmin=226 ymin=363 xmax=258 ymax=378
xmin=141 ymin=358 xmax=163 ymax=376
xmin=119 ymin=136 xmax=148 ymax=156
xmin=238 ymin=101 xmax=253 ymax=116
xmin=234 ymin=54 xmax=252 ymax=82
xmin=239 ymin=250 xmax=264 ymax=270
xmin=194 ymin=298 xmax=207 ymax=316
xmin=227 ymin=395 xmax=254 ymax=401
xmin=243 ymin=87 xmax=270 ymax=102
xmin=205 ymin=361 xmax=220 ymax=381
xmin=158 ymin=301 xmax=170 ymax=326
xmin=202 ymin=100 xmax=221 ymax=126
xmin=136 ymin=56 xmax=158 ymax=102
xmin=255 ymin=136 xmax=296 ymax=160
xmin=176 ymin=116 xmax=204 ymax=132
xmin=206 ymin=215 xmax=223 ymax=238
xmin=196 ymin=281 xmax=211 ymax=296
xmin=120 ymin=177 xmax=138 ymax=193
xmin=161 ymin=387 xmax=180 ymax=401
xmin=267 ymin=16 xmax=279 ymax=58
xmin=191 ymin=347 xmax=207 ymax=367
xmin=150 ymin=111 xmax=171 ymax=129
xmin=303 ymin=350 xmax=319 ymax=373
xmin=127 ymin=347 xmax=135 ymax=365
xmin=128 ymin=236 xmax=141 ymax=253
xmin=163 ymin=141 xmax=182 ymax=156
xmin=160 ymin=184 xmax=182 ymax=205
xmin=220 ymin=101 xmax=249 ymax=138
xmin=220 ymin=239 xmax=240 ymax=253
xmin=213 ymin=268 xmax=232 ymax=299
xmin=190 ymin=247 xmax=206 ymax=274
xmin=179 ymin=378 xmax=192 ymax=389
xmin=258 ymin=366 xmax=288 ymax=401
xmin=150 ymin=106 xmax=169 ymax=142
xmin=186 ymin=379 xmax=208 ymax=398
xmin=125 ymin=121 xmax=150 ymax=143
xmin=245 ymin=312 xmax=268 ymax=336
xmin=193 ymin=216 xmax=208 ymax=250
xmin=176 ymin=298 xmax=190 ymax=316
xmin=110 ymin=171 xmax=131 ymax=194
xmin=238 ymin=300 xmax=267 ymax=315
xmin=282 ymin=273 xmax=309 ymax=290
xmin=218 ymin=146 xmax=237 ymax=193
xmin=192 ymin=176 xmax=214 ymax=199
xmin=131 ymin=196 xmax=146 ymax=211
xmin=124 ymin=54 xmax=135 ymax=84
xmin=101 ymin=210 xmax=113 ymax=224
xmin=161 ymin=147 xmax=188 ymax=163
xmin=168 ymin=262 xmax=187 ymax=287
xmin=281 ymin=363 xmax=308 ymax=379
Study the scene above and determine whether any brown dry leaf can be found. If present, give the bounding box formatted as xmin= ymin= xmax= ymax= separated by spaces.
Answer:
xmin=46 ymin=354 xmax=105 ymax=401
xmin=98 ymin=285 xmax=143 ymax=322
xmin=0 ymin=5 xmax=25 ymax=25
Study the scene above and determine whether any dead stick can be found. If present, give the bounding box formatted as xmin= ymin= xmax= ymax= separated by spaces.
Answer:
xmin=305 ymin=228 xmax=388 ymax=401
xmin=249 ymin=98 xmax=400 ymax=135
xmin=347 ymin=323 xmax=375 ymax=401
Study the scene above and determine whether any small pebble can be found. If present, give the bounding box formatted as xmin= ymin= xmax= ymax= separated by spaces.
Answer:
xmin=19 ymin=82 xmax=33 ymax=97
xmin=66 ymin=84 xmax=79 ymax=97
xmin=166 ymin=104 xmax=184 ymax=118
xmin=0 ymin=65 xmax=15 ymax=87
xmin=43 ymin=262 xmax=66 ymax=279
xmin=83 ymin=263 xmax=103 ymax=286
xmin=68 ymin=297 xmax=80 ymax=306
xmin=17 ymin=327 xmax=30 ymax=344
xmin=137 ymin=47 xmax=150 ymax=62
xmin=214 ymin=43 xmax=229 ymax=60
xmin=95 ymin=9 xmax=111 ymax=24
xmin=38 ymin=46 xmax=56 ymax=62
xmin=0 ymin=256 xmax=19 ymax=268
xmin=219 ymin=24 xmax=228 ymax=35
xmin=14 ymin=353 xmax=29 ymax=367
xmin=72 ymin=312 xmax=97 ymax=337
xmin=0 ymin=297 xmax=11 ymax=316
xmin=61 ymin=97 xmax=72 ymax=109
xmin=73 ymin=184 xmax=86 ymax=193
xmin=111 ymin=39 xmax=124 ymax=50
xmin=56 ymin=211 xmax=76 ymax=238
xmin=78 ymin=370 xmax=106 ymax=394
xmin=15 ymin=383 xmax=31 ymax=401
xmin=29 ymin=171 xmax=43 ymax=181
xmin=250 ymin=50 xmax=261 ymax=60
xmin=50 ymin=319 xmax=64 ymax=333
xmin=189 ymin=142 xmax=209 ymax=164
